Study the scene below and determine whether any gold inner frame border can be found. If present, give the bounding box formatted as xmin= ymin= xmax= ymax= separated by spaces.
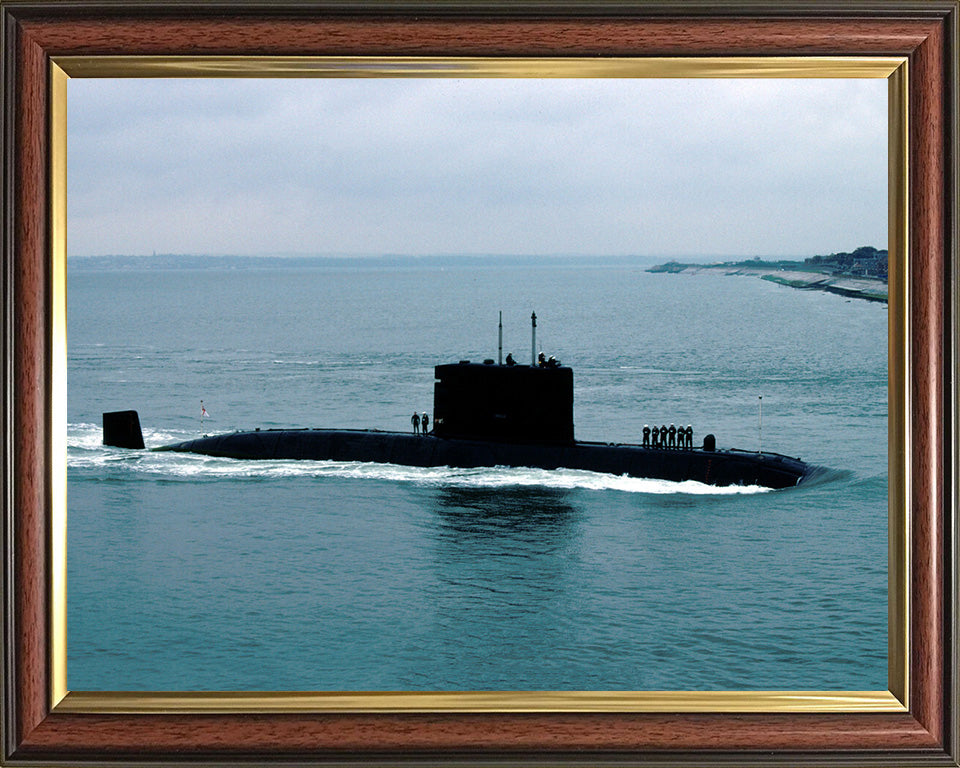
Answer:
xmin=48 ymin=55 xmax=909 ymax=715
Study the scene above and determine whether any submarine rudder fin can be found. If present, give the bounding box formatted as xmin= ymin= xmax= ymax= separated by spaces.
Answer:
xmin=103 ymin=410 xmax=145 ymax=449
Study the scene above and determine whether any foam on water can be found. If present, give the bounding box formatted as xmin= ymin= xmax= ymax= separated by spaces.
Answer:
xmin=69 ymin=422 xmax=769 ymax=495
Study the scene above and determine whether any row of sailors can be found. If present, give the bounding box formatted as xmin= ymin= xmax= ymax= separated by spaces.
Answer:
xmin=642 ymin=424 xmax=693 ymax=449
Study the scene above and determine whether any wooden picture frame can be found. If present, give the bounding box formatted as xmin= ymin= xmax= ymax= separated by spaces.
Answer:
xmin=2 ymin=2 xmax=956 ymax=765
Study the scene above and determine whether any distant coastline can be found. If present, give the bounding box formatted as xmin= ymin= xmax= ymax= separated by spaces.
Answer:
xmin=66 ymin=253 xmax=657 ymax=272
xmin=648 ymin=252 xmax=888 ymax=304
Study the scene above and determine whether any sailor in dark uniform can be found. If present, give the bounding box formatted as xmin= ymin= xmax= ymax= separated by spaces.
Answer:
xmin=686 ymin=425 xmax=693 ymax=448
xmin=411 ymin=412 xmax=420 ymax=434
xmin=505 ymin=352 xmax=516 ymax=366
xmin=651 ymin=425 xmax=659 ymax=447
xmin=421 ymin=412 xmax=429 ymax=435
xmin=668 ymin=424 xmax=677 ymax=449
xmin=642 ymin=425 xmax=650 ymax=447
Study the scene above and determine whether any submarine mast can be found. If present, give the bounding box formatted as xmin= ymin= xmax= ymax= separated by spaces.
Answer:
xmin=758 ymin=395 xmax=763 ymax=453
xmin=498 ymin=311 xmax=503 ymax=365
xmin=531 ymin=312 xmax=537 ymax=366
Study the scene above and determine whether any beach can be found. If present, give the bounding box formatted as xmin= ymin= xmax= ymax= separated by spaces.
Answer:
xmin=649 ymin=262 xmax=888 ymax=303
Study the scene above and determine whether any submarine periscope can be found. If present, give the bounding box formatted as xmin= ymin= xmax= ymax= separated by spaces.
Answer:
xmin=102 ymin=314 xmax=820 ymax=490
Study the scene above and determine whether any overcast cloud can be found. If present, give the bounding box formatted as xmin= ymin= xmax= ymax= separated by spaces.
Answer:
xmin=67 ymin=77 xmax=887 ymax=259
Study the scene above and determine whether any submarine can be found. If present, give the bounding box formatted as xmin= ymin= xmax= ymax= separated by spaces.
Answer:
xmin=102 ymin=314 xmax=819 ymax=490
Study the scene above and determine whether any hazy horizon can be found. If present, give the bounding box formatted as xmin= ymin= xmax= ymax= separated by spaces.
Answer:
xmin=67 ymin=249 xmax=881 ymax=264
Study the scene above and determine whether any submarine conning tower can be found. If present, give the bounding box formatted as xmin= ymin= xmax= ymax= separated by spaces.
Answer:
xmin=433 ymin=361 xmax=574 ymax=444
xmin=434 ymin=312 xmax=574 ymax=444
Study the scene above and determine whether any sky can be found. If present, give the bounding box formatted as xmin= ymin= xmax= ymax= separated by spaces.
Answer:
xmin=67 ymin=77 xmax=887 ymax=259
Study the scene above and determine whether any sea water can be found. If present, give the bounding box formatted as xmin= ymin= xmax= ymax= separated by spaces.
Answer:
xmin=66 ymin=260 xmax=888 ymax=691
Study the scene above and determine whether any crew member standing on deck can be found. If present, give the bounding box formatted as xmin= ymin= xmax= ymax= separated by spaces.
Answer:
xmin=421 ymin=412 xmax=429 ymax=435
xmin=411 ymin=412 xmax=420 ymax=434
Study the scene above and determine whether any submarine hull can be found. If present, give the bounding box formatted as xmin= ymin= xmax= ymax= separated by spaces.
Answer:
xmin=155 ymin=429 xmax=812 ymax=489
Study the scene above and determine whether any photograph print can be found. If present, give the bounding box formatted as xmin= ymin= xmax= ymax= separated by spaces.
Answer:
xmin=66 ymin=74 xmax=889 ymax=693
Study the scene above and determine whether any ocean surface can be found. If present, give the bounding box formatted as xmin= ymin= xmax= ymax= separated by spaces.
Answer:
xmin=66 ymin=259 xmax=888 ymax=691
